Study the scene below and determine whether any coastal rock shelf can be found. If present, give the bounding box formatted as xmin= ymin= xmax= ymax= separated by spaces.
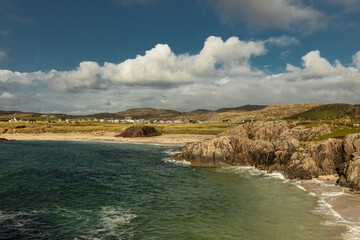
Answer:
xmin=171 ymin=120 xmax=360 ymax=191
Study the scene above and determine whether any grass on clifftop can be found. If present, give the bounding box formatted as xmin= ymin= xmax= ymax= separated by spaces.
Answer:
xmin=287 ymin=104 xmax=360 ymax=120
xmin=316 ymin=127 xmax=360 ymax=141
xmin=0 ymin=121 xmax=238 ymax=135
xmin=290 ymin=119 xmax=360 ymax=141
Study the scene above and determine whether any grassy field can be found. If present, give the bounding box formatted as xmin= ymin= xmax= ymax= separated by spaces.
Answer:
xmin=0 ymin=121 xmax=239 ymax=135
xmin=289 ymin=119 xmax=360 ymax=141
xmin=287 ymin=104 xmax=360 ymax=120
xmin=2 ymin=119 xmax=360 ymax=139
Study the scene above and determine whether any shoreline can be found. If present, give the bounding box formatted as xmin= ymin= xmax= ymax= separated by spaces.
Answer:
xmin=0 ymin=132 xmax=215 ymax=145
xmin=301 ymin=175 xmax=360 ymax=240
xmin=3 ymin=133 xmax=359 ymax=239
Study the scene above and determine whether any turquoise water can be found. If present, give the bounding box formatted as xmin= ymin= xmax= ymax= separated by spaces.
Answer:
xmin=0 ymin=141 xmax=342 ymax=239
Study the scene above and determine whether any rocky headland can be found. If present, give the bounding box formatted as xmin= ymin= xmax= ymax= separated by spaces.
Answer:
xmin=171 ymin=120 xmax=360 ymax=191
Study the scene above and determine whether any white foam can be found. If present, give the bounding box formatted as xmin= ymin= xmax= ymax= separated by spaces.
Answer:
xmin=217 ymin=166 xmax=287 ymax=182
xmin=99 ymin=206 xmax=136 ymax=231
xmin=162 ymin=158 xmax=192 ymax=166
xmin=294 ymin=183 xmax=307 ymax=192
xmin=217 ymin=166 xmax=360 ymax=239
xmin=302 ymin=179 xmax=360 ymax=240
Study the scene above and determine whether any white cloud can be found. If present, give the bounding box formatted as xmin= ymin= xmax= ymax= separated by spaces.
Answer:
xmin=353 ymin=51 xmax=360 ymax=70
xmin=54 ymin=36 xmax=266 ymax=89
xmin=0 ymin=92 xmax=27 ymax=109
xmin=50 ymin=62 xmax=108 ymax=92
xmin=210 ymin=0 xmax=325 ymax=33
xmin=0 ymin=69 xmax=46 ymax=84
xmin=300 ymin=50 xmax=336 ymax=78
xmin=0 ymin=36 xmax=360 ymax=113
xmin=266 ymin=36 xmax=299 ymax=47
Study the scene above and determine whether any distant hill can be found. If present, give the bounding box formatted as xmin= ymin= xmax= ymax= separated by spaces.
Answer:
xmin=216 ymin=105 xmax=267 ymax=113
xmin=115 ymin=108 xmax=182 ymax=119
xmin=0 ymin=103 xmax=327 ymax=121
xmin=287 ymin=104 xmax=360 ymax=120
xmin=187 ymin=109 xmax=213 ymax=114
xmin=0 ymin=110 xmax=26 ymax=116
xmin=85 ymin=112 xmax=119 ymax=119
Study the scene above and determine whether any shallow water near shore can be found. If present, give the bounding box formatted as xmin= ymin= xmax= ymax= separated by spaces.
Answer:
xmin=0 ymin=140 xmax=348 ymax=239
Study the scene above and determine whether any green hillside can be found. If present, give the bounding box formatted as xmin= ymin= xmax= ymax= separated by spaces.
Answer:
xmin=287 ymin=104 xmax=360 ymax=120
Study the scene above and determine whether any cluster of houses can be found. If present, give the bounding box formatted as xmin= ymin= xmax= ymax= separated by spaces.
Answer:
xmin=8 ymin=116 xmax=191 ymax=124
xmin=99 ymin=118 xmax=185 ymax=124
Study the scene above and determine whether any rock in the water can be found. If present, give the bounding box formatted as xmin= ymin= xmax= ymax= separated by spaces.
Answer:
xmin=116 ymin=126 xmax=161 ymax=138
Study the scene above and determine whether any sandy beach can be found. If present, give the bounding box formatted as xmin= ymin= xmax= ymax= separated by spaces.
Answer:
xmin=1 ymin=133 xmax=214 ymax=145
xmin=301 ymin=175 xmax=360 ymax=239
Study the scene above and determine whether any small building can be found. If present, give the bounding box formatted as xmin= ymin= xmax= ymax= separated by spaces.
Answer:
xmin=9 ymin=118 xmax=21 ymax=122
xmin=243 ymin=120 xmax=254 ymax=124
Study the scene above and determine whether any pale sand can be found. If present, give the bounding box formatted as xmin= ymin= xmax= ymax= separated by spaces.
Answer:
xmin=301 ymin=174 xmax=360 ymax=239
xmin=1 ymin=133 xmax=214 ymax=145
xmin=318 ymin=175 xmax=360 ymax=222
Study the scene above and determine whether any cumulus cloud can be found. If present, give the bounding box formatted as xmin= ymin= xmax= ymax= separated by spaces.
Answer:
xmin=0 ymin=36 xmax=360 ymax=113
xmin=49 ymin=36 xmax=266 ymax=90
xmin=50 ymin=61 xmax=108 ymax=92
xmin=353 ymin=51 xmax=360 ymax=70
xmin=0 ymin=69 xmax=47 ymax=85
xmin=209 ymin=0 xmax=325 ymax=33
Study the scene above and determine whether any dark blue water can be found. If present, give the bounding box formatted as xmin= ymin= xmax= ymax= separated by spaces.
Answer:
xmin=0 ymin=141 xmax=343 ymax=239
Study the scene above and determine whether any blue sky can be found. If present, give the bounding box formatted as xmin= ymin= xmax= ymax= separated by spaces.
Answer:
xmin=0 ymin=0 xmax=360 ymax=113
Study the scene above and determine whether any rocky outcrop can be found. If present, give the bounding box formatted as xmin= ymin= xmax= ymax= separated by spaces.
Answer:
xmin=171 ymin=121 xmax=360 ymax=190
xmin=116 ymin=126 xmax=161 ymax=138
xmin=0 ymin=137 xmax=13 ymax=142
xmin=337 ymin=134 xmax=360 ymax=190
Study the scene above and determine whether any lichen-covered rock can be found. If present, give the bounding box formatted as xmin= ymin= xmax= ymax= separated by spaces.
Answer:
xmin=284 ymin=138 xmax=343 ymax=179
xmin=171 ymin=120 xmax=360 ymax=190
xmin=280 ymin=124 xmax=331 ymax=141
xmin=116 ymin=126 xmax=161 ymax=138
xmin=338 ymin=156 xmax=360 ymax=191
xmin=343 ymin=133 xmax=360 ymax=161
xmin=219 ymin=120 xmax=290 ymax=142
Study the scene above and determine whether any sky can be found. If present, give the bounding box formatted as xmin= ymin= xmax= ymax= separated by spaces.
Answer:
xmin=0 ymin=0 xmax=360 ymax=114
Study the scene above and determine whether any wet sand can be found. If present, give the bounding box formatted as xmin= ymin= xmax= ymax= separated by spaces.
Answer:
xmin=301 ymin=175 xmax=360 ymax=239
xmin=1 ymin=133 xmax=214 ymax=145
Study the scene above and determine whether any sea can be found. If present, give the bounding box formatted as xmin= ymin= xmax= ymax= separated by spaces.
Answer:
xmin=0 ymin=140 xmax=358 ymax=240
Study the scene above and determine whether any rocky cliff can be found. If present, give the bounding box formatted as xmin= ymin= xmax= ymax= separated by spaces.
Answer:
xmin=171 ymin=121 xmax=360 ymax=190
